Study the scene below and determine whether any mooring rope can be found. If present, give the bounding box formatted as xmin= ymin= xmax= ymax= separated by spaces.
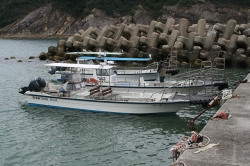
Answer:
xmin=170 ymin=131 xmax=210 ymax=165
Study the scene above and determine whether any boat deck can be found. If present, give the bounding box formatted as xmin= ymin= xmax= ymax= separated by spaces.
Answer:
xmin=79 ymin=89 xmax=175 ymax=102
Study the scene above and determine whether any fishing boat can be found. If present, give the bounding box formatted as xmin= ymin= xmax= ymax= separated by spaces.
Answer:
xmin=76 ymin=55 xmax=159 ymax=81
xmin=49 ymin=51 xmax=159 ymax=82
xmin=76 ymin=50 xmax=180 ymax=79
xmin=49 ymin=60 xmax=228 ymax=95
xmin=49 ymin=63 xmax=205 ymax=94
xmin=19 ymin=63 xmax=215 ymax=114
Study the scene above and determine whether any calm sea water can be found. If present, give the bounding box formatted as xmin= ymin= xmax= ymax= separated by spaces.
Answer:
xmin=0 ymin=39 xmax=248 ymax=166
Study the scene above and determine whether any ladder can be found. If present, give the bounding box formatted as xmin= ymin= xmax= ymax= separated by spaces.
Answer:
xmin=165 ymin=47 xmax=178 ymax=70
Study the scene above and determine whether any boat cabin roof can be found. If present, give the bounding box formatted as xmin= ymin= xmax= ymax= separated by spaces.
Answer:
xmin=77 ymin=56 xmax=152 ymax=61
xmin=44 ymin=63 xmax=113 ymax=69
xmin=66 ymin=51 xmax=124 ymax=55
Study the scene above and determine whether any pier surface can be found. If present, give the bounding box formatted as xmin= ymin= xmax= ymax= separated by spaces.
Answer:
xmin=177 ymin=73 xmax=250 ymax=166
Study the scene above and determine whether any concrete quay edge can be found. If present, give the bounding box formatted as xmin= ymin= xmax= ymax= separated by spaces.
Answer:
xmin=177 ymin=73 xmax=250 ymax=166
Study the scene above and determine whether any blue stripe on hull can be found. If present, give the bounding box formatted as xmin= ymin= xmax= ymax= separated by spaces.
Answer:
xmin=27 ymin=94 xmax=189 ymax=104
xmin=27 ymin=103 xmax=176 ymax=114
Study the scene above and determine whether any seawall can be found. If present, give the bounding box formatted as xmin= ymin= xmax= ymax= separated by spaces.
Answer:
xmin=176 ymin=73 xmax=250 ymax=165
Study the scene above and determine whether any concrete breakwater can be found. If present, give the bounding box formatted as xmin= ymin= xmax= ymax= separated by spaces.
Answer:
xmin=43 ymin=18 xmax=250 ymax=67
xmin=175 ymin=73 xmax=250 ymax=165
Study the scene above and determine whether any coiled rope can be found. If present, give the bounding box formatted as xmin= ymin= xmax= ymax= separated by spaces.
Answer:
xmin=170 ymin=131 xmax=210 ymax=165
xmin=213 ymin=109 xmax=231 ymax=120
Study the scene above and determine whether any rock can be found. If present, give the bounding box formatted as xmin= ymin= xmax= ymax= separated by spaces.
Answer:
xmin=39 ymin=52 xmax=47 ymax=60
xmin=48 ymin=46 xmax=57 ymax=54
xmin=73 ymin=33 xmax=83 ymax=42
xmin=194 ymin=59 xmax=203 ymax=67
xmin=29 ymin=56 xmax=35 ymax=59
xmin=189 ymin=47 xmax=200 ymax=64
xmin=236 ymin=54 xmax=248 ymax=68
xmin=181 ymin=61 xmax=189 ymax=67
xmin=203 ymin=30 xmax=216 ymax=51
xmin=200 ymin=50 xmax=208 ymax=59
xmin=236 ymin=48 xmax=245 ymax=54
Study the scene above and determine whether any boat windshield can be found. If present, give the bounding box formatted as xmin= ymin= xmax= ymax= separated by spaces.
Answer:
xmin=96 ymin=69 xmax=114 ymax=76
xmin=78 ymin=60 xmax=94 ymax=65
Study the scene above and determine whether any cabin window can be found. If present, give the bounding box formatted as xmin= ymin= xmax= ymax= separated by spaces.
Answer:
xmin=78 ymin=60 xmax=86 ymax=64
xmin=78 ymin=60 xmax=94 ymax=65
xmin=80 ymin=82 xmax=85 ymax=87
xmin=96 ymin=69 xmax=115 ymax=76
xmin=67 ymin=83 xmax=82 ymax=90
xmin=109 ymin=69 xmax=115 ymax=75
xmin=75 ymin=83 xmax=81 ymax=89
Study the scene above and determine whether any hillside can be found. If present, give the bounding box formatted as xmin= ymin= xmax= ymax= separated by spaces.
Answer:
xmin=1 ymin=0 xmax=250 ymax=67
xmin=0 ymin=0 xmax=250 ymax=38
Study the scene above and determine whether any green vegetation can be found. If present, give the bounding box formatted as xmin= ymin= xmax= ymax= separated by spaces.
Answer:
xmin=209 ymin=0 xmax=250 ymax=6
xmin=0 ymin=0 xmax=250 ymax=29
xmin=178 ymin=0 xmax=196 ymax=8
xmin=0 ymin=0 xmax=51 ymax=28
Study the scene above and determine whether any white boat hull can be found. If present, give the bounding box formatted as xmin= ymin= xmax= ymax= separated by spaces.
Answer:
xmin=25 ymin=92 xmax=189 ymax=114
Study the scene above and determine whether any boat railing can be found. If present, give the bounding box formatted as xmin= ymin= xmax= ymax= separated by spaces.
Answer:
xmin=171 ymin=92 xmax=197 ymax=101
xmin=167 ymin=52 xmax=226 ymax=95
xmin=200 ymin=52 xmax=226 ymax=95
xmin=144 ymin=62 xmax=158 ymax=70
xmin=119 ymin=97 xmax=155 ymax=102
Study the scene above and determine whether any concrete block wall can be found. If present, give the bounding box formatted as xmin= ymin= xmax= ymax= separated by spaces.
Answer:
xmin=52 ymin=18 xmax=250 ymax=67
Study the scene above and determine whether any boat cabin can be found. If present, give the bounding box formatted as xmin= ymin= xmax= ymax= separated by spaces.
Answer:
xmin=45 ymin=63 xmax=118 ymax=84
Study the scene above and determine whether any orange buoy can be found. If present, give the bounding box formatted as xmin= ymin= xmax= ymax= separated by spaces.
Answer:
xmin=86 ymin=78 xmax=99 ymax=86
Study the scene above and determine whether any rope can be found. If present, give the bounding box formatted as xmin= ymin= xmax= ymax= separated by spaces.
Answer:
xmin=221 ymin=89 xmax=233 ymax=100
xmin=220 ymin=89 xmax=233 ymax=105
xmin=170 ymin=131 xmax=210 ymax=165
xmin=213 ymin=109 xmax=231 ymax=120
xmin=189 ymin=95 xmax=220 ymax=131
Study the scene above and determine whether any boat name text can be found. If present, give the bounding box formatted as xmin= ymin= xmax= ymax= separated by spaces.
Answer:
xmin=33 ymin=97 xmax=57 ymax=101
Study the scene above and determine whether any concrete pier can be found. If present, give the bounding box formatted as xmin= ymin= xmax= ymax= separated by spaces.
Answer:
xmin=177 ymin=73 xmax=250 ymax=166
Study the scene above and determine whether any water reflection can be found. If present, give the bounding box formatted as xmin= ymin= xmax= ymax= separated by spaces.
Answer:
xmin=17 ymin=106 xmax=189 ymax=165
